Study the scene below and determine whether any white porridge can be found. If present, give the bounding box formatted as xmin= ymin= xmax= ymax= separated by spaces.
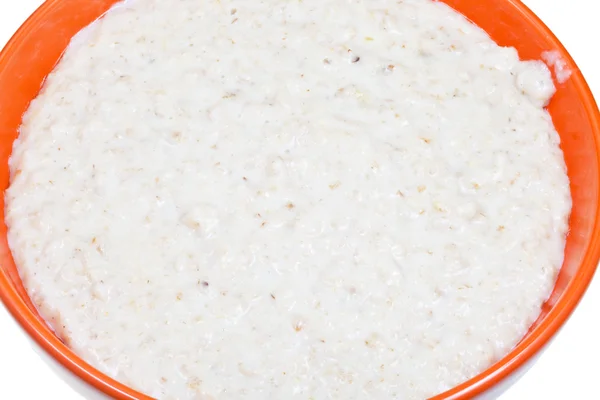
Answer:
xmin=5 ymin=0 xmax=571 ymax=399
xmin=542 ymin=50 xmax=572 ymax=84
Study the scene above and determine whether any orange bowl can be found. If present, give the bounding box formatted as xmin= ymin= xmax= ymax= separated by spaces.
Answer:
xmin=1 ymin=0 xmax=599 ymax=399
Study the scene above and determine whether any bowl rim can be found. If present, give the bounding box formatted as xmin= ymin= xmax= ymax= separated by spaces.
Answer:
xmin=1 ymin=0 xmax=600 ymax=399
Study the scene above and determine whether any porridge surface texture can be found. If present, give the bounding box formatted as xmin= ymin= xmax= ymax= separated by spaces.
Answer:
xmin=5 ymin=0 xmax=571 ymax=399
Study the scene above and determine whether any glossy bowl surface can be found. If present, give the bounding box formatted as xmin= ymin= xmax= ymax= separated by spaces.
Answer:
xmin=1 ymin=0 xmax=599 ymax=399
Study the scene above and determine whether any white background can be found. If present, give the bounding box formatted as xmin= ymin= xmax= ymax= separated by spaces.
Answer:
xmin=1 ymin=1 xmax=598 ymax=399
